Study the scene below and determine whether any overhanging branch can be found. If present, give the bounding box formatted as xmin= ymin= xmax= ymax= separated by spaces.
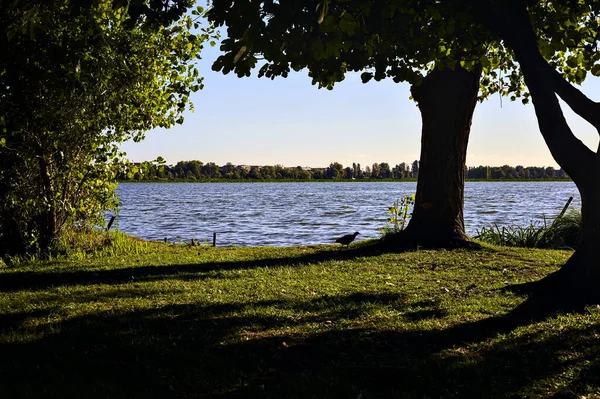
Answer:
xmin=468 ymin=0 xmax=596 ymax=177
xmin=548 ymin=66 xmax=600 ymax=135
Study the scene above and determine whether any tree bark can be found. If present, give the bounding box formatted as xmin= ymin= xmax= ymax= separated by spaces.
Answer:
xmin=578 ymin=179 xmax=600 ymax=270
xmin=391 ymin=65 xmax=482 ymax=249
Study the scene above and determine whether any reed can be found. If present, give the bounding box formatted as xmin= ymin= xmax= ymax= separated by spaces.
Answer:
xmin=475 ymin=197 xmax=581 ymax=249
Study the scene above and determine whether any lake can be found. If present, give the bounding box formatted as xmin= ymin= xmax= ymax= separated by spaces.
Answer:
xmin=114 ymin=182 xmax=580 ymax=246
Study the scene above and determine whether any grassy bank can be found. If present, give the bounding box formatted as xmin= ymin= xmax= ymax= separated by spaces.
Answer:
xmin=1 ymin=238 xmax=598 ymax=398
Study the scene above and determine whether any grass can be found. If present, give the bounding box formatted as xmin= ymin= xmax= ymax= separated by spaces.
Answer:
xmin=476 ymin=209 xmax=581 ymax=250
xmin=1 ymin=234 xmax=599 ymax=398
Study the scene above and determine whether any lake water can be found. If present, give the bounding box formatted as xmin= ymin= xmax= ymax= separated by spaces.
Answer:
xmin=114 ymin=182 xmax=580 ymax=246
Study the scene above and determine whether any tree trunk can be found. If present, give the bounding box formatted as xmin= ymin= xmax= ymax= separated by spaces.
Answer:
xmin=472 ymin=0 xmax=600 ymax=299
xmin=577 ymin=177 xmax=600 ymax=279
xmin=392 ymin=65 xmax=482 ymax=249
xmin=550 ymin=172 xmax=600 ymax=297
xmin=513 ymin=178 xmax=600 ymax=303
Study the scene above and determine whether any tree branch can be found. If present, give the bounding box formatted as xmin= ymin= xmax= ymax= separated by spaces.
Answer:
xmin=468 ymin=0 xmax=596 ymax=180
xmin=548 ymin=66 xmax=600 ymax=134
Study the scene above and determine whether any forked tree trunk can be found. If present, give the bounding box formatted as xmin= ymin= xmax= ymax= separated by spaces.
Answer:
xmin=473 ymin=0 xmax=600 ymax=299
xmin=396 ymin=65 xmax=482 ymax=248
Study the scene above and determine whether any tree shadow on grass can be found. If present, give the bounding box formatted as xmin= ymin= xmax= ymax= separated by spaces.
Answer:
xmin=2 ymin=288 xmax=599 ymax=399
xmin=0 ymin=236 xmax=496 ymax=293
xmin=0 ymin=242 xmax=385 ymax=293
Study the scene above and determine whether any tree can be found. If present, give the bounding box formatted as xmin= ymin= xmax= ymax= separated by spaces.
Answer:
xmin=249 ymin=166 xmax=262 ymax=179
xmin=222 ymin=162 xmax=236 ymax=179
xmin=202 ymin=162 xmax=222 ymax=179
xmin=370 ymin=163 xmax=381 ymax=179
xmin=327 ymin=162 xmax=344 ymax=180
xmin=192 ymin=161 xmax=204 ymax=179
xmin=208 ymin=0 xmax=594 ymax=250
xmin=344 ymin=167 xmax=354 ymax=179
xmin=0 ymin=0 xmax=212 ymax=257
xmin=411 ymin=160 xmax=420 ymax=179
xmin=376 ymin=162 xmax=389 ymax=179
xmin=260 ymin=165 xmax=276 ymax=180
xmin=209 ymin=0 xmax=478 ymax=246
xmin=394 ymin=163 xmax=409 ymax=179
xmin=466 ymin=0 xmax=600 ymax=297
xmin=207 ymin=0 xmax=507 ymax=248
xmin=356 ymin=163 xmax=363 ymax=179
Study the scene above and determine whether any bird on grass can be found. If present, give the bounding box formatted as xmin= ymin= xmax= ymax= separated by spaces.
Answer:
xmin=335 ymin=231 xmax=360 ymax=246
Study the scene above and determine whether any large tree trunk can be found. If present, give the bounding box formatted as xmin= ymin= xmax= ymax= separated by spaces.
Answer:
xmin=553 ymin=173 xmax=600 ymax=297
xmin=390 ymin=65 xmax=482 ymax=249
xmin=472 ymin=0 xmax=600 ymax=299
xmin=577 ymin=179 xmax=600 ymax=279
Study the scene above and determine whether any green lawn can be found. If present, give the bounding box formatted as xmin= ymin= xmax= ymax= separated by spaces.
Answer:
xmin=1 ymin=239 xmax=598 ymax=398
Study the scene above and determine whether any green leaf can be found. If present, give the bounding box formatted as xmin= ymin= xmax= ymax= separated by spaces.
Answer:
xmin=538 ymin=40 xmax=555 ymax=59
xmin=361 ymin=72 xmax=373 ymax=83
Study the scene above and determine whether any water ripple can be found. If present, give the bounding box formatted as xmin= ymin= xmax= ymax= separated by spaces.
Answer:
xmin=114 ymin=182 xmax=580 ymax=247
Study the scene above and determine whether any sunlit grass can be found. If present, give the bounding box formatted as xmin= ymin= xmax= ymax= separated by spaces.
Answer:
xmin=1 ymin=237 xmax=598 ymax=398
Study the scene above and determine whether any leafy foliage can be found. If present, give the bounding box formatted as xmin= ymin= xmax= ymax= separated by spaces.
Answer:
xmin=209 ymin=0 xmax=598 ymax=103
xmin=209 ymin=0 xmax=495 ymax=90
xmin=0 ymin=0 xmax=214 ymax=257
xmin=379 ymin=194 xmax=415 ymax=236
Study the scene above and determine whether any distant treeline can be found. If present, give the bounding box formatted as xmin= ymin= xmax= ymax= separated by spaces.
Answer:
xmin=119 ymin=160 xmax=571 ymax=181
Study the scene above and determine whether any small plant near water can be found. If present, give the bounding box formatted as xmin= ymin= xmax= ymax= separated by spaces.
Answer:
xmin=379 ymin=194 xmax=415 ymax=236
xmin=475 ymin=197 xmax=581 ymax=249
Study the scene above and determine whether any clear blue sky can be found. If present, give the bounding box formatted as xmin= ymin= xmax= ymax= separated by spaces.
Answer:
xmin=122 ymin=44 xmax=599 ymax=168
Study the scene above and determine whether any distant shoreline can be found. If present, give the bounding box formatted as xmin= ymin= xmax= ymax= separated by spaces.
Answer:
xmin=117 ymin=178 xmax=573 ymax=184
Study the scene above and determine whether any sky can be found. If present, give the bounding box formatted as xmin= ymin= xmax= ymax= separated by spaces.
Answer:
xmin=121 ymin=44 xmax=600 ymax=169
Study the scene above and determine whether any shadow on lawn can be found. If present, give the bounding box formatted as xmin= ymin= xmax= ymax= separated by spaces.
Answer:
xmin=0 ymin=242 xmax=385 ymax=293
xmin=2 ymin=289 xmax=599 ymax=399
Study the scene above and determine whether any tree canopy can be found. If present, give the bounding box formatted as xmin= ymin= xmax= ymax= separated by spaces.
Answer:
xmin=210 ymin=1 xmax=497 ymax=89
xmin=209 ymin=0 xmax=598 ymax=100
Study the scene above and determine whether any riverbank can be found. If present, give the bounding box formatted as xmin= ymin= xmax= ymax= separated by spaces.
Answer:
xmin=1 ymin=237 xmax=597 ymax=398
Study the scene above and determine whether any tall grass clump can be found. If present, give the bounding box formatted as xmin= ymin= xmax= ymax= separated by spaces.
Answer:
xmin=475 ymin=197 xmax=581 ymax=249
xmin=56 ymin=227 xmax=152 ymax=260
xmin=3 ymin=226 xmax=152 ymax=265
